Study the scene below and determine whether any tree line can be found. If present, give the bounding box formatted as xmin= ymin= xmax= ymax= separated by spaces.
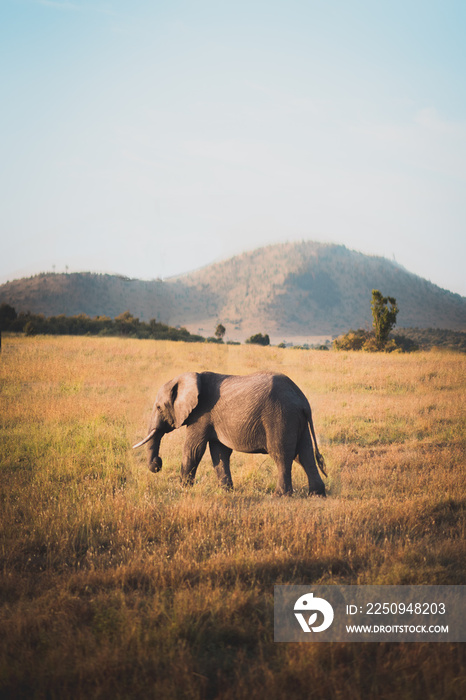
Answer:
xmin=0 ymin=306 xmax=205 ymax=342
xmin=0 ymin=305 xmax=272 ymax=346
xmin=3 ymin=293 xmax=462 ymax=351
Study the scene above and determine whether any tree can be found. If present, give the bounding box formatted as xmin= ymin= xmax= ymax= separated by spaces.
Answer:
xmin=0 ymin=303 xmax=17 ymax=329
xmin=371 ymin=289 xmax=398 ymax=348
xmin=215 ymin=323 xmax=226 ymax=341
xmin=0 ymin=304 xmax=18 ymax=351
xmin=334 ymin=291 xmax=404 ymax=352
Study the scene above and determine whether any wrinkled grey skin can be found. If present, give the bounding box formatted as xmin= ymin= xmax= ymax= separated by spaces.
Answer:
xmin=133 ymin=371 xmax=326 ymax=496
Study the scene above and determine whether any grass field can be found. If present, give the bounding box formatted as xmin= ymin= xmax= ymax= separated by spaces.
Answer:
xmin=0 ymin=335 xmax=465 ymax=699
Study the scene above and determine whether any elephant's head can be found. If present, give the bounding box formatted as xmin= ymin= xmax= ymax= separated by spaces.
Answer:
xmin=133 ymin=372 xmax=200 ymax=472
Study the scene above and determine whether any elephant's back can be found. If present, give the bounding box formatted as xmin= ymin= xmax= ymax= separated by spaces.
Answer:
xmin=204 ymin=371 xmax=308 ymax=454
xmin=202 ymin=370 xmax=307 ymax=405
xmin=214 ymin=372 xmax=274 ymax=405
xmin=213 ymin=371 xmax=308 ymax=424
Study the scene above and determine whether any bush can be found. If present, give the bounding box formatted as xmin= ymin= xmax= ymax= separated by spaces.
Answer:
xmin=24 ymin=321 xmax=37 ymax=337
xmin=391 ymin=334 xmax=420 ymax=352
xmin=333 ymin=329 xmax=418 ymax=353
xmin=333 ymin=329 xmax=372 ymax=351
xmin=245 ymin=333 xmax=270 ymax=346
xmin=206 ymin=337 xmax=224 ymax=344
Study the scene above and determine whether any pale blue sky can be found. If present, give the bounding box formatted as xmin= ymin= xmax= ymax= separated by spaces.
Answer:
xmin=1 ymin=0 xmax=465 ymax=295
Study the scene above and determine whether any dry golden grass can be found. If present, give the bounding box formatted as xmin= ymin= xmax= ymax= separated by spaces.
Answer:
xmin=0 ymin=336 xmax=465 ymax=699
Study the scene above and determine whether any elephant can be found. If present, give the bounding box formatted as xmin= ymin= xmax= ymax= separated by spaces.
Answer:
xmin=133 ymin=371 xmax=327 ymax=496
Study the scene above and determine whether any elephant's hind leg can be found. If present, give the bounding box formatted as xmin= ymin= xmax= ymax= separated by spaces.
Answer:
xmin=272 ymin=453 xmax=294 ymax=496
xmin=209 ymin=441 xmax=233 ymax=490
xmin=296 ymin=432 xmax=326 ymax=497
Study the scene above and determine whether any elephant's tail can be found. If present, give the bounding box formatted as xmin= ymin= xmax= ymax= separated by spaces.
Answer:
xmin=307 ymin=412 xmax=327 ymax=478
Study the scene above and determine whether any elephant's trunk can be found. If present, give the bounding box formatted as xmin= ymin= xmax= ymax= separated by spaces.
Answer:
xmin=133 ymin=428 xmax=164 ymax=473
xmin=146 ymin=430 xmax=163 ymax=473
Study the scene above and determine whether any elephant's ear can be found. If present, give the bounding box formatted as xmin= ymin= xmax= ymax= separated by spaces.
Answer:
xmin=171 ymin=372 xmax=200 ymax=428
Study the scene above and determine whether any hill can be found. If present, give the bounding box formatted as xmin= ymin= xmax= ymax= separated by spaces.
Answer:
xmin=1 ymin=242 xmax=465 ymax=342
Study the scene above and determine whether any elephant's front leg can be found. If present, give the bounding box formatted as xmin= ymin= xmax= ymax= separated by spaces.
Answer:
xmin=180 ymin=429 xmax=207 ymax=486
xmin=209 ymin=441 xmax=233 ymax=490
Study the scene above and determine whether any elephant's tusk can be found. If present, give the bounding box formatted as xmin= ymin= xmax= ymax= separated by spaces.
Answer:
xmin=132 ymin=428 xmax=157 ymax=449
